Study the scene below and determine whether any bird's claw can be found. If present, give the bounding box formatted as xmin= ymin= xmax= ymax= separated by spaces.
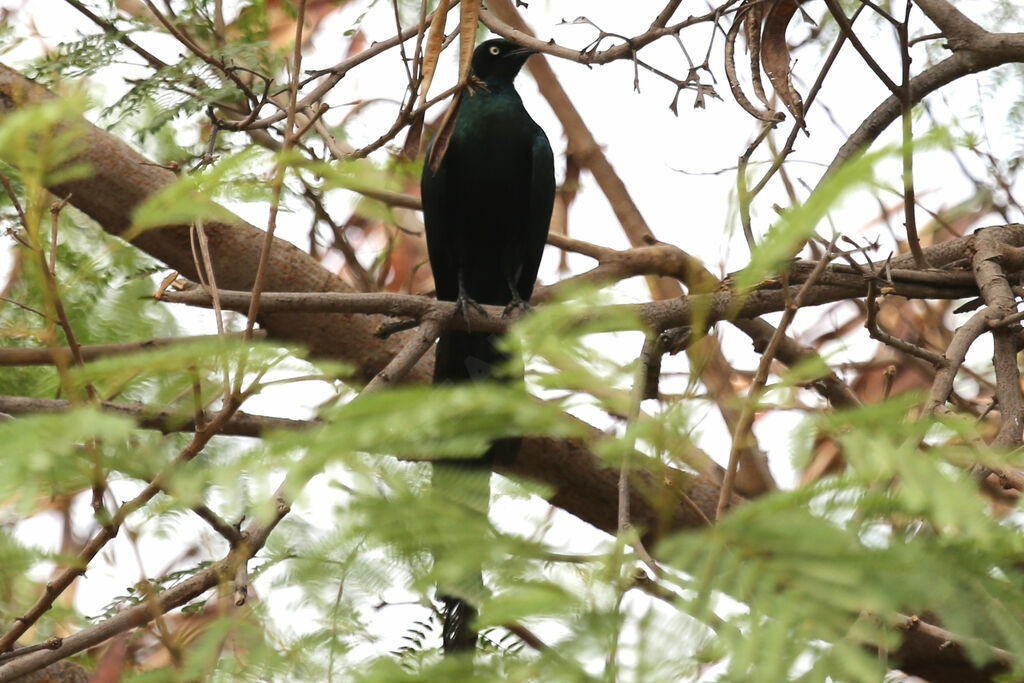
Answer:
xmin=502 ymin=295 xmax=531 ymax=318
xmin=454 ymin=293 xmax=488 ymax=330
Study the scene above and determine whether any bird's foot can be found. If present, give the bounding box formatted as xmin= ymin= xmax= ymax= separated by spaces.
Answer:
xmin=502 ymin=294 xmax=532 ymax=318
xmin=453 ymin=293 xmax=488 ymax=330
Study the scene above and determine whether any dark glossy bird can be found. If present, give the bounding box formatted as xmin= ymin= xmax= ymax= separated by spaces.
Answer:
xmin=420 ymin=37 xmax=555 ymax=653
xmin=422 ymin=37 xmax=555 ymax=386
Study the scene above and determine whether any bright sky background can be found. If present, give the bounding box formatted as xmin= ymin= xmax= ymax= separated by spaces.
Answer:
xmin=2 ymin=0 xmax=1023 ymax=671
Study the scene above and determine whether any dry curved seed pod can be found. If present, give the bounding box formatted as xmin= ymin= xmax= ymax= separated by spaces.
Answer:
xmin=457 ymin=0 xmax=481 ymax=85
xmin=725 ymin=2 xmax=783 ymax=123
xmin=726 ymin=0 xmax=809 ymax=126
xmin=761 ymin=0 xmax=808 ymax=128
xmin=417 ymin=0 xmax=450 ymax=108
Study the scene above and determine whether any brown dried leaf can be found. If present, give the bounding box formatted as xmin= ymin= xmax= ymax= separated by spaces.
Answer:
xmin=801 ymin=436 xmax=844 ymax=484
xmin=114 ymin=0 xmax=145 ymax=18
xmin=403 ymin=111 xmax=424 ymax=161
xmin=154 ymin=271 xmax=179 ymax=299
xmin=345 ymin=29 xmax=368 ymax=59
xmin=424 ymin=2 xmax=480 ymax=171
xmin=88 ymin=633 xmax=129 ymax=683
xmin=262 ymin=0 xmax=343 ymax=50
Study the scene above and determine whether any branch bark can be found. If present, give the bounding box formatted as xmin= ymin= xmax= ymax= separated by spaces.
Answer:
xmin=970 ymin=227 xmax=1024 ymax=449
xmin=155 ymin=245 xmax=1002 ymax=334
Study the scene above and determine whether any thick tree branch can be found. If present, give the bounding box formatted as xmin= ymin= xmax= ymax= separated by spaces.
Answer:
xmin=970 ymin=227 xmax=1024 ymax=449
xmin=912 ymin=0 xmax=986 ymax=45
xmin=156 ymin=243 xmax=998 ymax=334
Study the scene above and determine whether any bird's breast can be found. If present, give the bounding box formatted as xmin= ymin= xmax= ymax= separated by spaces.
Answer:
xmin=421 ymin=87 xmax=553 ymax=307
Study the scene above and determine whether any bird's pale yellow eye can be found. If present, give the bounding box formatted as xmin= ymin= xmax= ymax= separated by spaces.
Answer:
xmin=488 ymin=46 xmax=501 ymax=56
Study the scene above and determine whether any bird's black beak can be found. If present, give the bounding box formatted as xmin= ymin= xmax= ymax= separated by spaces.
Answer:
xmin=508 ymin=46 xmax=537 ymax=59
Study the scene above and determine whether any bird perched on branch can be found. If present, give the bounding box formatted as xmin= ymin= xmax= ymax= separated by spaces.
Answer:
xmin=420 ymin=37 xmax=555 ymax=653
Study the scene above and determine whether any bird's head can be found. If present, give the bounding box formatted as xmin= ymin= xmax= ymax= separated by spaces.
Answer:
xmin=470 ymin=39 xmax=536 ymax=84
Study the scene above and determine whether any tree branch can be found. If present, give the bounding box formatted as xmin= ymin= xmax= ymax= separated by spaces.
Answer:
xmin=970 ymin=227 xmax=1024 ymax=450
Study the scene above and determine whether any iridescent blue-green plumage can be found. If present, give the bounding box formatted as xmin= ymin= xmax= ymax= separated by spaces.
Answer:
xmin=422 ymin=38 xmax=555 ymax=385
xmin=420 ymin=38 xmax=555 ymax=654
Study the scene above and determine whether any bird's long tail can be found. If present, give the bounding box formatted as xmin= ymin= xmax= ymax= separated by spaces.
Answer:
xmin=433 ymin=329 xmax=511 ymax=654
xmin=434 ymin=329 xmax=506 ymax=384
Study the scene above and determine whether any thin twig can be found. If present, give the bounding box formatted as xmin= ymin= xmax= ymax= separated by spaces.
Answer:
xmin=362 ymin=313 xmax=445 ymax=392
xmin=0 ymin=172 xmax=28 ymax=229
xmin=191 ymin=219 xmax=232 ymax=394
xmin=140 ymin=0 xmax=260 ymax=104
xmin=898 ymin=3 xmax=928 ymax=268
xmin=748 ymin=5 xmax=866 ymax=199
xmin=62 ymin=0 xmax=168 ymax=70
xmin=865 ymin=280 xmax=947 ymax=367
xmin=244 ymin=0 xmax=307 ymax=340
xmin=822 ymin=0 xmax=900 ymax=95
xmin=154 ymin=230 xmax=996 ymax=337
xmin=0 ymin=638 xmax=61 ymax=664
xmin=0 ymin=485 xmax=292 ymax=678
xmin=717 ymin=236 xmax=840 ymax=518
xmin=895 ymin=612 xmax=1015 ymax=666
xmin=738 ymin=121 xmax=779 ymax=251
xmin=0 ymin=395 xmax=245 ymax=653
xmin=192 ymin=503 xmax=244 ymax=545
xmin=39 ymin=197 xmax=109 ymax=524
xmin=924 ymin=308 xmax=990 ymax=412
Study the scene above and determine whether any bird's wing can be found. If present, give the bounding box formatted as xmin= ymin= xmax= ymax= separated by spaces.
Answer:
xmin=421 ymin=141 xmax=460 ymax=301
xmin=518 ymin=130 xmax=556 ymax=300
